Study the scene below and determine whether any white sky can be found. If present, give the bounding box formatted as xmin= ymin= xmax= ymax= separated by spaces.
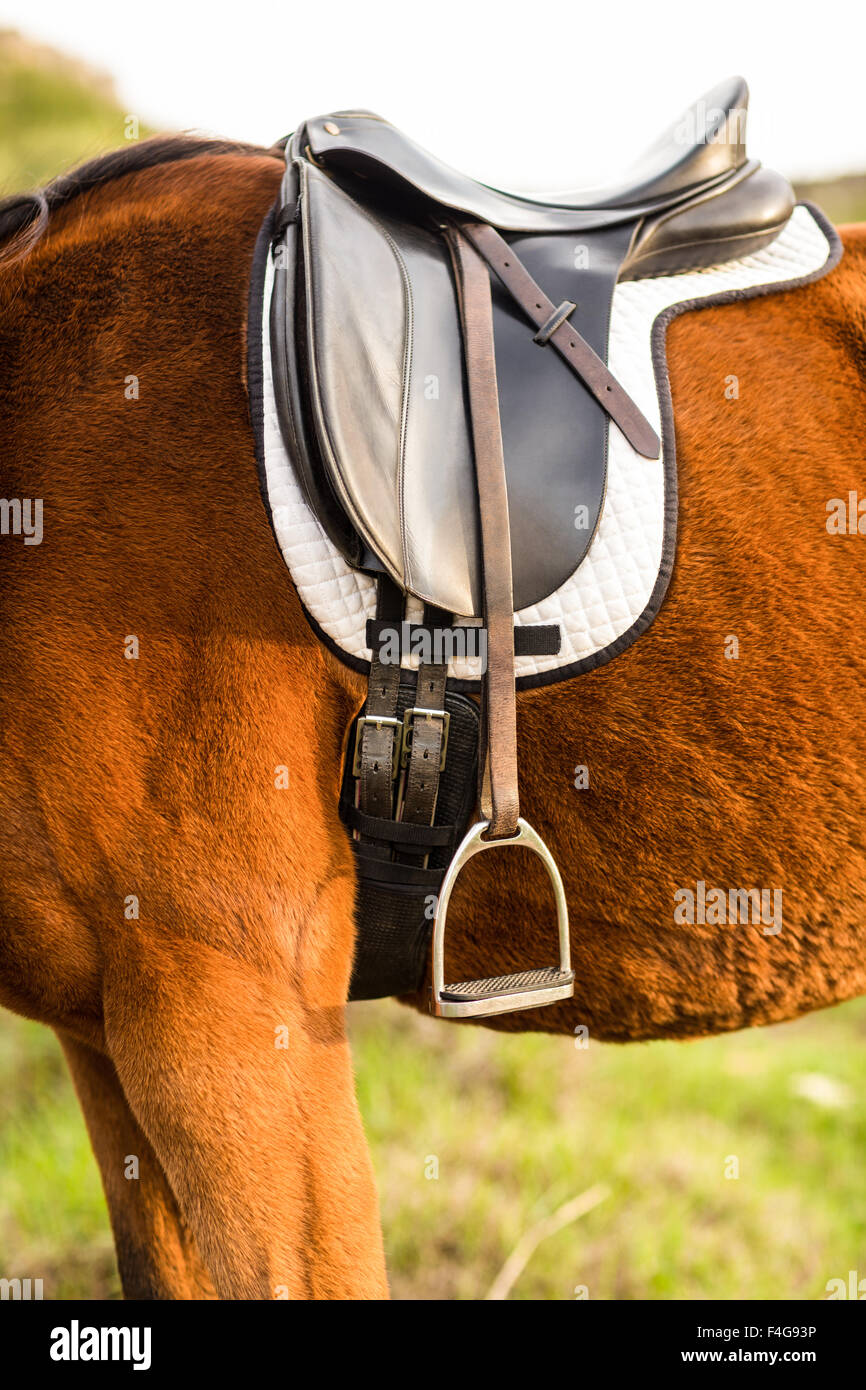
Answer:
xmin=3 ymin=0 xmax=864 ymax=186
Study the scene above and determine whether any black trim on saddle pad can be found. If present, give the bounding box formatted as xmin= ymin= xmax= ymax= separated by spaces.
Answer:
xmin=247 ymin=202 xmax=843 ymax=695
xmin=246 ymin=200 xmax=281 ymax=546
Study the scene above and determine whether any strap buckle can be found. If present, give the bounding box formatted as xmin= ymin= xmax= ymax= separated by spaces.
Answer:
xmin=400 ymin=707 xmax=451 ymax=772
xmin=352 ymin=716 xmax=403 ymax=780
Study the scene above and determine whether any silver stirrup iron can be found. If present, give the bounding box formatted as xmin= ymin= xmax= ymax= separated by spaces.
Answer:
xmin=432 ymin=818 xmax=574 ymax=1019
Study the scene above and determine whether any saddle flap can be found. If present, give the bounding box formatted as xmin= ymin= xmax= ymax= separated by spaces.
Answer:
xmin=297 ymin=162 xmax=482 ymax=615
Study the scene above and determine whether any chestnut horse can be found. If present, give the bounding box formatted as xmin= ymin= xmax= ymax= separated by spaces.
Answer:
xmin=1 ymin=139 xmax=865 ymax=1300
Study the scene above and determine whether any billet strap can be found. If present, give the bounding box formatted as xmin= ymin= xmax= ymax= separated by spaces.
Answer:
xmin=394 ymin=603 xmax=449 ymax=847
xmin=462 ymin=221 xmax=661 ymax=460
xmin=444 ymin=226 xmax=520 ymax=840
xmin=354 ymin=586 xmax=452 ymax=869
xmin=357 ymin=577 xmax=404 ymax=826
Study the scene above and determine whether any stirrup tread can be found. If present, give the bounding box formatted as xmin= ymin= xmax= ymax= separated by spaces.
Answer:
xmin=441 ymin=965 xmax=573 ymax=999
xmin=439 ymin=965 xmax=574 ymax=1018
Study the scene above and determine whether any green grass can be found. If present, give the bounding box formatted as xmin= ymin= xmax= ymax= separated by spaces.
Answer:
xmin=795 ymin=174 xmax=866 ymax=226
xmin=350 ymin=997 xmax=866 ymax=1300
xmin=0 ymin=31 xmax=152 ymax=196
xmin=2 ymin=999 xmax=864 ymax=1300
xmin=0 ymin=1016 xmax=119 ymax=1299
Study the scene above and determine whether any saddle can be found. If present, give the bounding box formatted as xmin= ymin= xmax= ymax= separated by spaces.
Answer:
xmin=269 ymin=77 xmax=795 ymax=1018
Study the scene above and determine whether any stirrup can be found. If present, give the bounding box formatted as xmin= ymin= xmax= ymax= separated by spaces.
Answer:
xmin=431 ymin=818 xmax=574 ymax=1019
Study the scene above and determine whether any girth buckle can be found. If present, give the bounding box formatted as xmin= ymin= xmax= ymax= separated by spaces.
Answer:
xmin=352 ymin=716 xmax=403 ymax=780
xmin=400 ymin=706 xmax=451 ymax=772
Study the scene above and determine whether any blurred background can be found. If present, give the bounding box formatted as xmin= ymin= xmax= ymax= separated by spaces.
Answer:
xmin=1 ymin=8 xmax=865 ymax=1300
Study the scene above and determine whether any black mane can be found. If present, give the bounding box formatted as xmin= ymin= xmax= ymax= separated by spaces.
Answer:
xmin=0 ymin=133 xmax=278 ymax=266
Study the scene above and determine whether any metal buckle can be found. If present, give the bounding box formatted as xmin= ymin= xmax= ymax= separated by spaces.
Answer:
xmin=431 ymin=818 xmax=574 ymax=1019
xmin=352 ymin=716 xmax=402 ymax=780
xmin=400 ymin=707 xmax=451 ymax=772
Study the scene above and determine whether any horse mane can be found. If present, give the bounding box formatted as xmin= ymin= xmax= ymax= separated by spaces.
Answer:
xmin=0 ymin=133 xmax=280 ymax=268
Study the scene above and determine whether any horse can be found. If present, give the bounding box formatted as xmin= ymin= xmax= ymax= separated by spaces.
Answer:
xmin=1 ymin=134 xmax=865 ymax=1300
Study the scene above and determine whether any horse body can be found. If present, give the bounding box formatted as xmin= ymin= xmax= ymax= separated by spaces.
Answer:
xmin=1 ymin=148 xmax=865 ymax=1297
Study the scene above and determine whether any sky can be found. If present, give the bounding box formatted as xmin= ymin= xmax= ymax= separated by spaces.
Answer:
xmin=3 ymin=0 xmax=865 ymax=187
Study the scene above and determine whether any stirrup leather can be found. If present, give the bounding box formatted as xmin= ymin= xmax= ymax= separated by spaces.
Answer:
xmin=432 ymin=818 xmax=574 ymax=1018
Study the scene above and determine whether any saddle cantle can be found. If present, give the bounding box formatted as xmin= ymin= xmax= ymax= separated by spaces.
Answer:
xmin=269 ymin=78 xmax=798 ymax=1017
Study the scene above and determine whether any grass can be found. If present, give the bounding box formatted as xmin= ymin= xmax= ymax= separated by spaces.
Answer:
xmin=0 ymin=1016 xmax=119 ymax=1299
xmin=796 ymin=174 xmax=866 ymax=226
xmin=351 ymin=997 xmax=866 ymax=1300
xmin=0 ymin=30 xmax=151 ymax=196
xmin=2 ymin=997 xmax=864 ymax=1300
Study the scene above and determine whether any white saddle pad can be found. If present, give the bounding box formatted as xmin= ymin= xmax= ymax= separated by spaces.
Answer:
xmin=250 ymin=204 xmax=839 ymax=689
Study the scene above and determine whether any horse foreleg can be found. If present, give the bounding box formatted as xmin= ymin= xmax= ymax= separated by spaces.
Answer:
xmin=58 ymin=1032 xmax=216 ymax=1299
xmin=101 ymin=932 xmax=388 ymax=1300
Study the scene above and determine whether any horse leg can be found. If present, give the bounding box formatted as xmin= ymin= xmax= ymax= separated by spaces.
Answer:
xmin=58 ymin=1032 xmax=216 ymax=1300
xmin=101 ymin=925 xmax=388 ymax=1301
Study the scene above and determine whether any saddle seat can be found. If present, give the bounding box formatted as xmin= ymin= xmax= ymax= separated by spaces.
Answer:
xmin=301 ymin=76 xmax=793 ymax=278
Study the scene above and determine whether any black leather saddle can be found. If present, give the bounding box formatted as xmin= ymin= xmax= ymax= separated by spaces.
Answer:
xmin=269 ymin=78 xmax=795 ymax=1018
xmin=271 ymin=76 xmax=793 ymax=617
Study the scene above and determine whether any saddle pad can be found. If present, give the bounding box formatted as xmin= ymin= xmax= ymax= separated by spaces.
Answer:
xmin=248 ymin=203 xmax=840 ymax=690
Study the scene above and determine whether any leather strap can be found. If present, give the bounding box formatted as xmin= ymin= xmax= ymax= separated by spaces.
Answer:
xmin=398 ymin=659 xmax=448 ymax=832
xmin=462 ymin=221 xmax=660 ymax=460
xmin=358 ymin=579 xmax=403 ymax=824
xmin=444 ymin=226 xmax=519 ymax=840
xmin=355 ymin=590 xmax=452 ymax=875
